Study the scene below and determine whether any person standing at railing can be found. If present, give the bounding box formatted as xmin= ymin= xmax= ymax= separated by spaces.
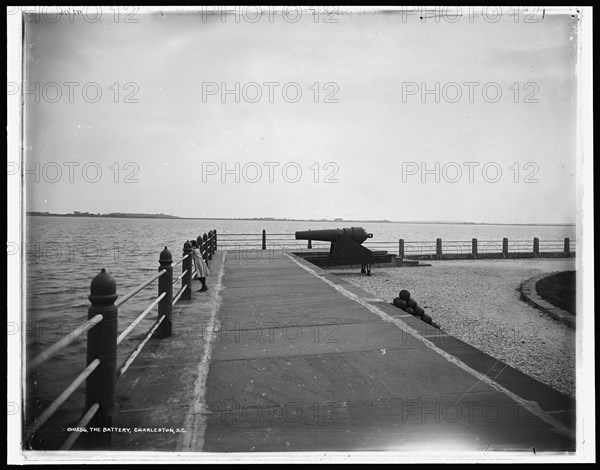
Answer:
xmin=191 ymin=240 xmax=209 ymax=292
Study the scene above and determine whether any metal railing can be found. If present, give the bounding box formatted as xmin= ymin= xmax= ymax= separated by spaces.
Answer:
xmin=25 ymin=230 xmax=217 ymax=450
xmin=218 ymin=230 xmax=329 ymax=252
xmin=217 ymin=230 xmax=575 ymax=260
xmin=396 ymin=237 xmax=575 ymax=259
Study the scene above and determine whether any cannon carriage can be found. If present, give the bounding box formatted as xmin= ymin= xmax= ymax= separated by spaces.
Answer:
xmin=294 ymin=227 xmax=392 ymax=275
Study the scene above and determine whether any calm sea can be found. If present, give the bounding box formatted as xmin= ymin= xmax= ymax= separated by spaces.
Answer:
xmin=22 ymin=216 xmax=575 ymax=448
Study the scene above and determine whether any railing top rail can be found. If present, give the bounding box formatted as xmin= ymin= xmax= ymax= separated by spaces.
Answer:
xmin=115 ymin=269 xmax=167 ymax=307
xmin=172 ymin=253 xmax=189 ymax=267
xmin=219 ymin=232 xmax=294 ymax=236
xmin=218 ymin=233 xmax=267 ymax=236
xmin=28 ymin=314 xmax=103 ymax=370
xmin=263 ymin=238 xmax=303 ymax=241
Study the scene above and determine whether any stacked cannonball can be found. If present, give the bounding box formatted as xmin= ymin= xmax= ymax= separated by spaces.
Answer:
xmin=392 ymin=289 xmax=440 ymax=329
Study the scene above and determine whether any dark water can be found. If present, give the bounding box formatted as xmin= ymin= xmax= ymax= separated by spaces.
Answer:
xmin=23 ymin=216 xmax=575 ymax=448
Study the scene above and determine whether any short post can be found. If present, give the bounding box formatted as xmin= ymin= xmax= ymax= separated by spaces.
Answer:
xmin=307 ymin=239 xmax=312 ymax=249
xmin=472 ymin=238 xmax=478 ymax=259
xmin=205 ymin=233 xmax=212 ymax=260
xmin=262 ymin=229 xmax=266 ymax=250
xmin=502 ymin=238 xmax=509 ymax=258
xmin=209 ymin=230 xmax=215 ymax=255
xmin=436 ymin=238 xmax=442 ymax=259
xmin=182 ymin=241 xmax=193 ymax=301
xmin=156 ymin=247 xmax=173 ymax=338
xmin=533 ymin=237 xmax=540 ymax=256
xmin=564 ymin=237 xmax=570 ymax=254
xmin=86 ymin=268 xmax=118 ymax=446
xmin=399 ymin=239 xmax=405 ymax=259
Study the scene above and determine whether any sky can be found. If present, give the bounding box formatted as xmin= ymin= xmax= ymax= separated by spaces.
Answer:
xmin=22 ymin=7 xmax=580 ymax=224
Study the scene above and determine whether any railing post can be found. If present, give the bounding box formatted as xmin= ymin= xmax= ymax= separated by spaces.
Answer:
xmin=182 ymin=241 xmax=193 ymax=301
xmin=157 ymin=247 xmax=173 ymax=338
xmin=208 ymin=230 xmax=214 ymax=255
xmin=564 ymin=237 xmax=570 ymax=254
xmin=203 ymin=233 xmax=209 ymax=262
xmin=206 ymin=232 xmax=213 ymax=260
xmin=472 ymin=238 xmax=478 ymax=259
xmin=502 ymin=238 xmax=509 ymax=258
xmin=436 ymin=238 xmax=442 ymax=259
xmin=214 ymin=229 xmax=218 ymax=251
xmin=86 ymin=268 xmax=118 ymax=446
xmin=262 ymin=229 xmax=266 ymax=250
xmin=533 ymin=237 xmax=540 ymax=256
xmin=399 ymin=239 xmax=405 ymax=259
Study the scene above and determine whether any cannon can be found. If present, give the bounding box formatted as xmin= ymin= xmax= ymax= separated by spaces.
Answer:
xmin=295 ymin=227 xmax=391 ymax=275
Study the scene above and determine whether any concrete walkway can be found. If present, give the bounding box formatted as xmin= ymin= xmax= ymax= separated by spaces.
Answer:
xmin=198 ymin=249 xmax=575 ymax=453
xmin=108 ymin=249 xmax=575 ymax=453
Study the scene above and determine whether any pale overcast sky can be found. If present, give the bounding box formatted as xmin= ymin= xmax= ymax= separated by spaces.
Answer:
xmin=23 ymin=7 xmax=579 ymax=223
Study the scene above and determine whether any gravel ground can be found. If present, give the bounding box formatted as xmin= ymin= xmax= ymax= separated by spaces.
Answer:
xmin=334 ymin=258 xmax=576 ymax=398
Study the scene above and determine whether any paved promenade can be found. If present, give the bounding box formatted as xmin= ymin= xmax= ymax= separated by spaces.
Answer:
xmin=113 ymin=249 xmax=575 ymax=453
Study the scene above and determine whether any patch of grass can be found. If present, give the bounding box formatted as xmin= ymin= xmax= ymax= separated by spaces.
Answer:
xmin=535 ymin=270 xmax=576 ymax=316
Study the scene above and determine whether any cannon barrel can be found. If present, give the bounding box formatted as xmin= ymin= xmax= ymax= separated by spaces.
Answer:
xmin=295 ymin=227 xmax=373 ymax=244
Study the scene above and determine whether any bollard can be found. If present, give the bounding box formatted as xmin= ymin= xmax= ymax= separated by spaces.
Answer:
xmin=208 ymin=230 xmax=214 ymax=256
xmin=206 ymin=232 xmax=213 ymax=260
xmin=533 ymin=237 xmax=539 ymax=256
xmin=182 ymin=241 xmax=193 ymax=301
xmin=307 ymin=239 xmax=312 ymax=249
xmin=262 ymin=229 xmax=266 ymax=250
xmin=564 ymin=237 xmax=570 ymax=254
xmin=156 ymin=247 xmax=173 ymax=338
xmin=472 ymin=238 xmax=478 ymax=259
xmin=502 ymin=238 xmax=509 ymax=258
xmin=436 ymin=238 xmax=442 ymax=259
xmin=399 ymin=239 xmax=405 ymax=259
xmin=86 ymin=268 xmax=118 ymax=446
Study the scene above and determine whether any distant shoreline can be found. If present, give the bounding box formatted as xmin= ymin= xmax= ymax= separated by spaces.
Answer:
xmin=25 ymin=212 xmax=575 ymax=226
xmin=26 ymin=211 xmax=180 ymax=220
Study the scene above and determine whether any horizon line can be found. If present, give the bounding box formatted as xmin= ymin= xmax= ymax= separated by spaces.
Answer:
xmin=25 ymin=211 xmax=576 ymax=226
